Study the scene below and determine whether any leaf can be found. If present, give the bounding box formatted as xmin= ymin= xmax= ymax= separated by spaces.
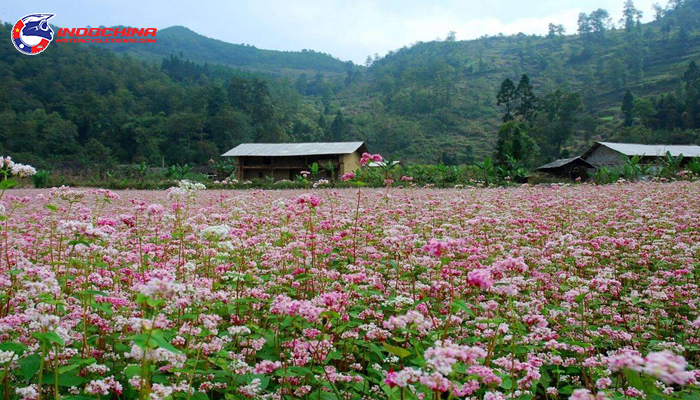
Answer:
xmin=383 ymin=343 xmax=411 ymax=358
xmin=146 ymin=297 xmax=165 ymax=308
xmin=681 ymin=393 xmax=700 ymax=400
xmin=450 ymin=299 xmax=475 ymax=316
xmin=130 ymin=333 xmax=155 ymax=351
xmin=44 ymin=331 xmax=66 ymax=346
xmin=57 ymin=374 xmax=84 ymax=387
xmin=320 ymin=392 xmax=339 ymax=400
xmin=0 ymin=179 xmax=17 ymax=190
xmin=559 ymin=385 xmax=573 ymax=395
xmin=190 ymin=393 xmax=209 ymax=400
xmin=152 ymin=373 xmax=170 ymax=384
xmin=319 ymin=311 xmax=340 ymax=320
xmin=622 ymin=368 xmax=644 ymax=390
xmin=500 ymin=376 xmax=512 ymax=390
xmin=0 ymin=342 xmax=27 ymax=355
xmin=123 ymin=365 xmax=141 ymax=378
xmin=45 ymin=204 xmax=57 ymax=211
xmin=58 ymin=364 xmax=81 ymax=374
xmin=19 ymin=354 xmax=41 ymax=382
xmin=150 ymin=331 xmax=182 ymax=354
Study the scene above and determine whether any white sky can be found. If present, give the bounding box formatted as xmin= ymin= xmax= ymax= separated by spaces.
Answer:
xmin=1 ymin=0 xmax=661 ymax=64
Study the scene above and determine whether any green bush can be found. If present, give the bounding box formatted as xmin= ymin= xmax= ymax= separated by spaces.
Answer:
xmin=32 ymin=170 xmax=52 ymax=188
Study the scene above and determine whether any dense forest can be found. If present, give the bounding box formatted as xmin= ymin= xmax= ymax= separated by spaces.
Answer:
xmin=87 ymin=25 xmax=351 ymax=76
xmin=1 ymin=0 xmax=700 ymax=172
xmin=344 ymin=0 xmax=700 ymax=164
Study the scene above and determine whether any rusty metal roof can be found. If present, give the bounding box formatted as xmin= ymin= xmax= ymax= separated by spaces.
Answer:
xmin=536 ymin=157 xmax=593 ymax=171
xmin=222 ymin=142 xmax=367 ymax=157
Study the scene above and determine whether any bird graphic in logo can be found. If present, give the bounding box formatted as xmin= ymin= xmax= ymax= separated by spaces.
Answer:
xmin=11 ymin=13 xmax=55 ymax=55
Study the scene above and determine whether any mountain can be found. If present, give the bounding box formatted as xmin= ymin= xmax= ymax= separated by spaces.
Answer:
xmin=0 ymin=22 xmax=325 ymax=169
xmin=1 ymin=0 xmax=699 ymax=171
xmin=90 ymin=25 xmax=351 ymax=76
xmin=335 ymin=4 xmax=700 ymax=164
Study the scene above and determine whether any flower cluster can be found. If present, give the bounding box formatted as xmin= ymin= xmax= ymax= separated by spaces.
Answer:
xmin=1 ymin=156 xmax=37 ymax=178
xmin=0 ymin=182 xmax=698 ymax=399
xmin=359 ymin=152 xmax=383 ymax=166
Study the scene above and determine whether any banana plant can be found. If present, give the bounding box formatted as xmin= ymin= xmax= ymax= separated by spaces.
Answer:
xmin=660 ymin=151 xmax=684 ymax=178
xmin=212 ymin=160 xmax=236 ymax=180
xmin=475 ymin=157 xmax=496 ymax=187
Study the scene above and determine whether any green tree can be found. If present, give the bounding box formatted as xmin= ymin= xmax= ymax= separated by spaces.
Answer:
xmin=329 ymin=110 xmax=347 ymax=141
xmin=497 ymin=78 xmax=517 ymax=122
xmin=514 ymin=74 xmax=538 ymax=125
xmin=622 ymin=90 xmax=635 ymax=127
xmin=621 ymin=0 xmax=643 ymax=32
xmin=494 ymin=121 xmax=539 ymax=168
xmin=534 ymin=89 xmax=582 ymax=158
xmin=589 ymin=9 xmax=612 ymax=42
xmin=547 ymin=23 xmax=566 ymax=38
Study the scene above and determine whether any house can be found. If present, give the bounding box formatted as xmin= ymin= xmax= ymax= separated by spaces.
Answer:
xmin=534 ymin=157 xmax=594 ymax=180
xmin=581 ymin=142 xmax=700 ymax=168
xmin=535 ymin=142 xmax=700 ymax=180
xmin=222 ymin=142 xmax=368 ymax=181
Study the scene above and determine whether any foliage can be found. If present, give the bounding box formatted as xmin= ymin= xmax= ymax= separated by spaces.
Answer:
xmin=93 ymin=26 xmax=349 ymax=75
xmin=1 ymin=183 xmax=700 ymax=399
xmin=31 ymin=170 xmax=52 ymax=188
xmin=0 ymin=22 xmax=329 ymax=169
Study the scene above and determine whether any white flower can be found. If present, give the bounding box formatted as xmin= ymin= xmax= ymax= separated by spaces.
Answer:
xmin=137 ymin=277 xmax=185 ymax=299
xmin=0 ymin=350 xmax=15 ymax=363
xmin=15 ymin=385 xmax=38 ymax=400
xmin=238 ymin=378 xmax=262 ymax=397
xmin=167 ymin=180 xmax=206 ymax=200
xmin=228 ymin=326 xmax=251 ymax=335
xmin=1 ymin=156 xmax=15 ymax=170
xmin=177 ymin=180 xmax=206 ymax=191
xmin=199 ymin=225 xmax=229 ymax=241
xmin=11 ymin=163 xmax=37 ymax=178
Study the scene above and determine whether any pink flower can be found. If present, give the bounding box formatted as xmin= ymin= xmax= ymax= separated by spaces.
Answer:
xmin=360 ymin=152 xmax=383 ymax=166
xmin=423 ymin=340 xmax=486 ymax=375
xmin=253 ymin=360 xmax=282 ymax=374
xmin=691 ymin=316 xmax=700 ymax=329
xmin=467 ymin=269 xmax=493 ymax=289
xmin=424 ymin=239 xmax=450 ymax=257
xmin=642 ymin=351 xmax=693 ymax=385
xmin=341 ymin=172 xmax=355 ymax=181
xmin=296 ymin=195 xmax=321 ymax=208
xmin=384 ymin=370 xmax=399 ymax=388
xmin=385 ymin=368 xmax=422 ymax=388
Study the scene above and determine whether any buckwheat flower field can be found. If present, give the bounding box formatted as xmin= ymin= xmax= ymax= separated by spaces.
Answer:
xmin=1 ymin=182 xmax=699 ymax=400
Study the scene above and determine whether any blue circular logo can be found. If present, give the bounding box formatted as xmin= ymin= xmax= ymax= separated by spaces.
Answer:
xmin=11 ymin=13 xmax=55 ymax=55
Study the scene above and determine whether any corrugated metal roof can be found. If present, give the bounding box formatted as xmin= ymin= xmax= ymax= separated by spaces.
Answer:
xmin=536 ymin=157 xmax=593 ymax=170
xmin=222 ymin=142 xmax=366 ymax=157
xmin=597 ymin=142 xmax=700 ymax=157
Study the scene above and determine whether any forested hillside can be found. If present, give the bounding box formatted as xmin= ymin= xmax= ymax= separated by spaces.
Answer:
xmin=1 ymin=0 xmax=700 ymax=171
xmin=0 ymin=23 xmax=329 ymax=170
xmin=88 ymin=26 xmax=351 ymax=76
xmin=339 ymin=0 xmax=700 ymax=164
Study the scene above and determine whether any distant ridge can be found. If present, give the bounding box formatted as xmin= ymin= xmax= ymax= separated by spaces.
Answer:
xmin=91 ymin=25 xmax=350 ymax=76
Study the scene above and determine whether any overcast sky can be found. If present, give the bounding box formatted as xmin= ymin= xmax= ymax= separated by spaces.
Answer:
xmin=2 ymin=0 xmax=659 ymax=64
